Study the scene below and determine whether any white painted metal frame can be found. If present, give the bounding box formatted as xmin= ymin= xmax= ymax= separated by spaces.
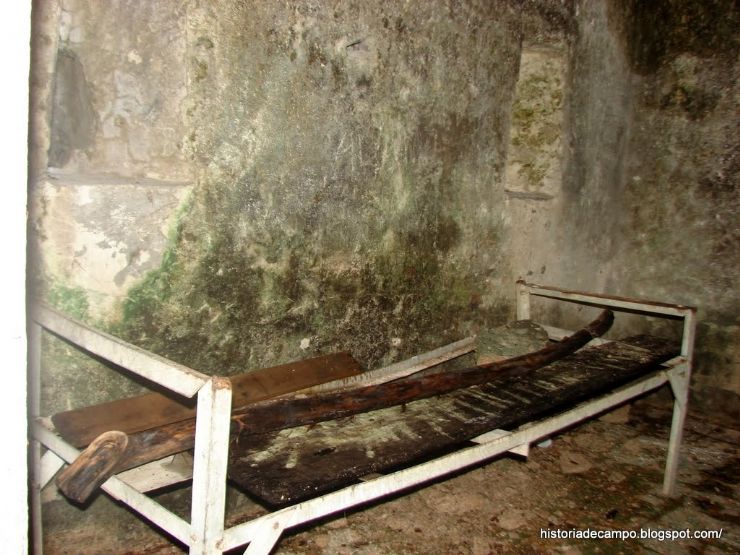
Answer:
xmin=515 ymin=280 xmax=697 ymax=497
xmin=28 ymin=281 xmax=697 ymax=555
xmin=28 ymin=304 xmax=233 ymax=555
xmin=303 ymin=336 xmax=476 ymax=393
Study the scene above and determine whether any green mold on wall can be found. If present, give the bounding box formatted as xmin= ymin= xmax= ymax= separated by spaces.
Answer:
xmin=110 ymin=1 xmax=520 ymax=377
xmin=47 ymin=281 xmax=90 ymax=322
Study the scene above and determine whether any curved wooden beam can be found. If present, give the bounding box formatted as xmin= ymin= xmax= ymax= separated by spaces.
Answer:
xmin=55 ymin=310 xmax=613 ymax=502
xmin=228 ymin=309 xmax=614 ymax=434
xmin=56 ymin=431 xmax=128 ymax=504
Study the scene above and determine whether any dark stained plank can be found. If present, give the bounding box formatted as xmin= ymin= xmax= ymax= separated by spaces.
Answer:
xmin=56 ymin=310 xmax=615 ymax=482
xmin=227 ymin=310 xmax=614 ymax=435
xmin=52 ymin=351 xmax=363 ymax=447
xmin=56 ymin=431 xmax=129 ymax=504
xmin=227 ymin=335 xmax=678 ymax=506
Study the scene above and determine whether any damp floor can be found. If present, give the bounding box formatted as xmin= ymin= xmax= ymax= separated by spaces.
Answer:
xmin=42 ymin=394 xmax=738 ymax=554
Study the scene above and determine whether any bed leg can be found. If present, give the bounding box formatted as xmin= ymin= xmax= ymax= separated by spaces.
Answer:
xmin=662 ymin=368 xmax=690 ymax=497
xmin=662 ymin=311 xmax=696 ymax=497
xmin=190 ymin=377 xmax=232 ymax=555
xmin=244 ymin=521 xmax=286 ymax=555
xmin=28 ymin=321 xmax=44 ymax=555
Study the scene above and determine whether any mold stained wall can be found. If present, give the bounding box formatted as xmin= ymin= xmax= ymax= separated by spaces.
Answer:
xmin=515 ymin=0 xmax=739 ymax=408
xmin=614 ymin=0 xmax=739 ymax=406
xmin=119 ymin=0 xmax=524 ymax=376
xmin=33 ymin=0 xmax=738 ymax=413
xmin=33 ymin=0 xmax=531 ymax=414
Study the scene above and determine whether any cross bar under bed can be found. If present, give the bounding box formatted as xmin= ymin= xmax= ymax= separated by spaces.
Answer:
xmin=28 ymin=281 xmax=697 ymax=554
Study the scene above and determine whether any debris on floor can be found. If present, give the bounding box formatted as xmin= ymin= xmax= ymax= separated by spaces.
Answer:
xmin=43 ymin=397 xmax=738 ymax=554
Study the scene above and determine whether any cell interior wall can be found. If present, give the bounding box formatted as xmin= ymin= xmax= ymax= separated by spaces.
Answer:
xmin=28 ymin=0 xmax=738 ymax=415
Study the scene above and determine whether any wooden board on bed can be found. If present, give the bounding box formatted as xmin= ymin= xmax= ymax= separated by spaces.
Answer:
xmin=227 ymin=335 xmax=678 ymax=506
xmin=53 ymin=351 xmax=363 ymax=448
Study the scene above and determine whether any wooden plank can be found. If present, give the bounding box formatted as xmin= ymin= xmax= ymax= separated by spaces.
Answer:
xmin=227 ymin=335 xmax=678 ymax=505
xmin=52 ymin=351 xmax=363 ymax=448
xmin=56 ymin=431 xmax=129 ymax=503
xmin=224 ymin=309 xmax=613 ymax=436
xmin=302 ymin=337 xmax=475 ymax=393
xmin=69 ymin=310 xmax=615 ymax=483
xmin=32 ymin=420 xmax=194 ymax=546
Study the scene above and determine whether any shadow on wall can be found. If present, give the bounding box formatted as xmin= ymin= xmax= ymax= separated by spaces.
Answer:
xmin=49 ymin=48 xmax=96 ymax=167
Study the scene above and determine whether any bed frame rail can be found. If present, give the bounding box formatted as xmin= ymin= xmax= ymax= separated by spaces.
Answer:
xmin=28 ymin=304 xmax=233 ymax=554
xmin=515 ymin=280 xmax=697 ymax=498
xmin=29 ymin=282 xmax=697 ymax=555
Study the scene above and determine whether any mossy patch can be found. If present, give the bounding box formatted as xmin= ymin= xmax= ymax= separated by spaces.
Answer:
xmin=113 ymin=1 xmax=514 ymax=377
xmin=117 ymin=209 xmax=486 ymax=374
xmin=117 ymin=195 xmax=192 ymax=336
xmin=508 ymin=51 xmax=564 ymax=189
xmin=47 ymin=281 xmax=90 ymax=321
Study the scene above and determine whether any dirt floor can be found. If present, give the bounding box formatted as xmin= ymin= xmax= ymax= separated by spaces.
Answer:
xmin=42 ymin=396 xmax=738 ymax=554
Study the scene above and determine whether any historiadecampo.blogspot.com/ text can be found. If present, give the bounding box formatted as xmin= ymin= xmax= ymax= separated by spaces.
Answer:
xmin=541 ymin=527 xmax=724 ymax=542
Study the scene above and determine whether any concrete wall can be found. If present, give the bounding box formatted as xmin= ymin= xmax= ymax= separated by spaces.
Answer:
xmin=30 ymin=0 xmax=739 ymax=543
xmin=519 ymin=0 xmax=739 ymax=411
xmin=29 ymin=0 xmax=194 ymax=322
xmin=30 ymin=0 xmax=738 ymax=420
xmin=119 ymin=0 xmax=524 ymax=375
xmin=48 ymin=0 xmax=191 ymax=179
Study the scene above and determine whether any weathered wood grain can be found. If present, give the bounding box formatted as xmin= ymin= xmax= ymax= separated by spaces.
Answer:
xmin=52 ymin=351 xmax=363 ymax=447
xmin=51 ymin=312 xmax=615 ymax=502
xmin=56 ymin=431 xmax=129 ymax=504
xmin=228 ymin=335 xmax=678 ymax=505
xmin=225 ymin=309 xmax=613 ymax=435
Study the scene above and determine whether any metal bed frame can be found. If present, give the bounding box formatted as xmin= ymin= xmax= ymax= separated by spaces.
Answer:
xmin=29 ymin=281 xmax=697 ymax=554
